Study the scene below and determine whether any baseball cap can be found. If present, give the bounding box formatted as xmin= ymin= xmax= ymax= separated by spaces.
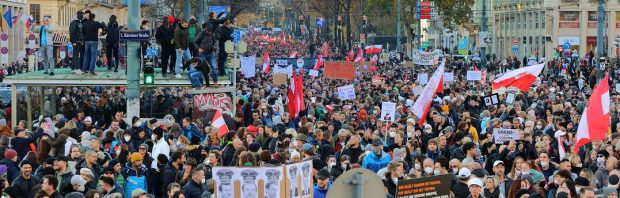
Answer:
xmin=468 ymin=177 xmax=483 ymax=187
xmin=301 ymin=143 xmax=314 ymax=153
xmin=458 ymin=167 xmax=471 ymax=179
xmin=317 ymin=169 xmax=330 ymax=180
xmin=70 ymin=175 xmax=87 ymax=186
xmin=493 ymin=160 xmax=505 ymax=168
xmin=371 ymin=137 xmax=383 ymax=146
xmin=55 ymin=155 xmax=69 ymax=162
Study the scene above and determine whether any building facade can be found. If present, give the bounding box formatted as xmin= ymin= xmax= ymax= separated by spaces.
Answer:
xmin=493 ymin=0 xmax=620 ymax=60
xmin=1 ymin=0 xmax=27 ymax=65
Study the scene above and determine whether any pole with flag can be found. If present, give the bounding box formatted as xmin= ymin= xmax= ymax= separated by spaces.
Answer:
xmin=492 ymin=63 xmax=545 ymax=92
xmin=354 ymin=48 xmax=364 ymax=63
xmin=411 ymin=61 xmax=445 ymax=126
xmin=212 ymin=110 xmax=230 ymax=138
xmin=574 ymin=74 xmax=610 ymax=153
xmin=313 ymin=55 xmax=323 ymax=70
xmin=262 ymin=51 xmax=270 ymax=73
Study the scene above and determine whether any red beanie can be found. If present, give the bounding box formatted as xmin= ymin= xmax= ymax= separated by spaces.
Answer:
xmin=167 ymin=15 xmax=175 ymax=24
xmin=4 ymin=149 xmax=16 ymax=160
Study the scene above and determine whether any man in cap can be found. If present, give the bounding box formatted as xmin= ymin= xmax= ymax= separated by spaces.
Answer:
xmin=53 ymin=156 xmax=74 ymax=195
xmin=314 ymin=169 xmax=332 ymax=198
xmin=467 ymin=177 xmax=484 ymax=198
xmin=492 ymin=160 xmax=512 ymax=198
xmin=12 ymin=161 xmax=39 ymax=198
xmin=0 ymin=149 xmax=19 ymax=182
xmin=362 ymin=137 xmax=392 ymax=173
xmin=122 ymin=152 xmax=148 ymax=198
xmin=452 ymin=167 xmax=471 ymax=198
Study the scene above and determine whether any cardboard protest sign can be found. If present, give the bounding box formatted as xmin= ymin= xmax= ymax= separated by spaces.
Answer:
xmin=380 ymin=102 xmax=396 ymax=122
xmin=396 ymin=174 xmax=452 ymax=198
xmin=418 ymin=73 xmax=429 ymax=85
xmin=493 ymin=128 xmax=520 ymax=144
xmin=324 ymin=61 xmax=356 ymax=80
xmin=337 ymin=85 xmax=356 ymax=101
xmin=443 ymin=72 xmax=454 ymax=82
xmin=273 ymin=74 xmax=288 ymax=85
xmin=467 ymin=71 xmax=482 ymax=81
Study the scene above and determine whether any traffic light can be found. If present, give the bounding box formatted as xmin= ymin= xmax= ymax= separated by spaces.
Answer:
xmin=144 ymin=65 xmax=154 ymax=85
xmin=362 ymin=15 xmax=367 ymax=25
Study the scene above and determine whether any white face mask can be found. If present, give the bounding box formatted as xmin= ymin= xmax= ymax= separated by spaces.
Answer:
xmin=597 ymin=157 xmax=605 ymax=164
xmin=134 ymin=122 xmax=141 ymax=127
xmin=365 ymin=151 xmax=371 ymax=156
xmin=424 ymin=167 xmax=433 ymax=174
xmin=536 ymin=125 xmax=543 ymax=130
xmin=328 ymin=162 xmax=336 ymax=167
xmin=389 ymin=132 xmax=396 ymax=138
xmin=407 ymin=132 xmax=413 ymax=138
xmin=414 ymin=163 xmax=421 ymax=170
xmin=452 ymin=168 xmax=459 ymax=173
xmin=576 ymin=163 xmax=583 ymax=168
xmin=540 ymin=161 xmax=548 ymax=167
xmin=434 ymin=170 xmax=441 ymax=176
xmin=392 ymin=177 xmax=399 ymax=185
xmin=124 ymin=135 xmax=131 ymax=142
xmin=151 ymin=134 xmax=157 ymax=141
xmin=341 ymin=163 xmax=349 ymax=170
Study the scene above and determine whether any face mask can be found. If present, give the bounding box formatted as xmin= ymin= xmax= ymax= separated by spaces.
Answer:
xmin=424 ymin=167 xmax=433 ymax=174
xmin=425 ymin=129 xmax=432 ymax=134
xmin=536 ymin=125 xmax=543 ymax=129
xmin=554 ymin=179 xmax=559 ymax=184
xmin=522 ymin=185 xmax=529 ymax=190
xmin=452 ymin=168 xmax=459 ymax=173
xmin=263 ymin=113 xmax=268 ymax=117
xmin=515 ymin=171 xmax=521 ymax=176
xmin=151 ymin=134 xmax=157 ymax=141
xmin=292 ymin=141 xmax=299 ymax=148
xmin=77 ymin=185 xmax=85 ymax=192
xmin=540 ymin=161 xmax=548 ymax=167
xmin=576 ymin=187 xmax=582 ymax=193
xmin=365 ymin=151 xmax=371 ymax=156
xmin=124 ymin=135 xmax=131 ymax=142
xmin=597 ymin=157 xmax=605 ymax=164
xmin=116 ymin=149 xmax=121 ymax=156
xmin=407 ymin=132 xmax=413 ymax=138
xmin=328 ymin=162 xmax=336 ymax=167
xmin=392 ymin=177 xmax=399 ymax=185
xmin=415 ymin=163 xmax=421 ymax=170
xmin=576 ymin=163 xmax=583 ymax=168
xmin=134 ymin=122 xmax=141 ymax=127
xmin=341 ymin=164 xmax=349 ymax=170
xmin=389 ymin=132 xmax=396 ymax=138
xmin=434 ymin=170 xmax=441 ymax=176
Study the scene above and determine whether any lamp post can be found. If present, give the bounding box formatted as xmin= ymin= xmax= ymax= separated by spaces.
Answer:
xmin=126 ymin=0 xmax=140 ymax=120
xmin=595 ymin=0 xmax=605 ymax=79
xmin=397 ymin=0 xmax=401 ymax=53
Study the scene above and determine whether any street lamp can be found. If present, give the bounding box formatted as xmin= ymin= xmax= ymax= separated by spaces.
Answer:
xmin=614 ymin=35 xmax=620 ymax=64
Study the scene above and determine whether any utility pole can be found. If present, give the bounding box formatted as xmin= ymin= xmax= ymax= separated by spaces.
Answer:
xmin=198 ymin=0 xmax=204 ymax=24
xmin=397 ymin=0 xmax=401 ymax=53
xmin=126 ymin=0 xmax=140 ymax=120
xmin=596 ymin=0 xmax=605 ymax=79
xmin=481 ymin=0 xmax=487 ymax=66
xmin=184 ymin=0 xmax=191 ymax=20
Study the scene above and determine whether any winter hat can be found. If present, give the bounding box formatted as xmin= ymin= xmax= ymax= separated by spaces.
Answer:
xmin=132 ymin=116 xmax=140 ymax=125
xmin=167 ymin=15 xmax=175 ymax=24
xmin=4 ymin=149 xmax=16 ymax=160
xmin=70 ymin=175 xmax=87 ymax=186
xmin=248 ymin=142 xmax=261 ymax=153
xmin=130 ymin=152 xmax=144 ymax=163
xmin=149 ymin=118 xmax=158 ymax=125
xmin=574 ymin=177 xmax=590 ymax=187
xmin=65 ymin=192 xmax=86 ymax=198
xmin=80 ymin=168 xmax=94 ymax=179
xmin=107 ymin=159 xmax=120 ymax=168
xmin=139 ymin=143 xmax=149 ymax=151
xmin=157 ymin=154 xmax=169 ymax=164
xmin=609 ymin=174 xmax=620 ymax=186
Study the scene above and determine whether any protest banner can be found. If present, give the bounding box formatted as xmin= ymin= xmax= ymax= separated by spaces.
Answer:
xmin=273 ymin=74 xmax=288 ymax=85
xmin=467 ymin=71 xmax=482 ymax=81
xmin=380 ymin=102 xmax=396 ymax=122
xmin=337 ymin=85 xmax=356 ymax=101
xmin=324 ymin=61 xmax=356 ymax=80
xmin=418 ymin=73 xmax=429 ymax=85
xmin=396 ymin=174 xmax=452 ymax=198
xmin=372 ymin=76 xmax=384 ymax=85
xmin=493 ymin=128 xmax=520 ymax=144
xmin=444 ymin=72 xmax=454 ymax=82
xmin=309 ymin=69 xmax=319 ymax=77
xmin=411 ymin=50 xmax=434 ymax=66
xmin=483 ymin=94 xmax=500 ymax=107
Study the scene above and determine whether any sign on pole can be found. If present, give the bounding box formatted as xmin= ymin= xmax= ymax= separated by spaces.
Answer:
xmin=380 ymin=102 xmax=396 ymax=122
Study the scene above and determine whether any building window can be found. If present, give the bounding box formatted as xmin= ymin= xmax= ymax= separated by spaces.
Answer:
xmin=30 ymin=4 xmax=40 ymax=23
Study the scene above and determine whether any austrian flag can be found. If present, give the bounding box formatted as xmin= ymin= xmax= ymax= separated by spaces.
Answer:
xmin=492 ymin=63 xmax=544 ymax=92
xmin=354 ymin=48 xmax=364 ymax=63
xmin=262 ymin=51 xmax=270 ymax=73
xmin=574 ymin=74 xmax=611 ymax=153
xmin=212 ymin=110 xmax=230 ymax=138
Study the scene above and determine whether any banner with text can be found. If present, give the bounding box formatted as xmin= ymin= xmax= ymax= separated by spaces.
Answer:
xmin=493 ymin=128 xmax=520 ymax=144
xmin=324 ymin=61 xmax=356 ymax=80
xmin=411 ymin=50 xmax=435 ymax=66
xmin=396 ymin=174 xmax=452 ymax=198
xmin=337 ymin=85 xmax=356 ymax=101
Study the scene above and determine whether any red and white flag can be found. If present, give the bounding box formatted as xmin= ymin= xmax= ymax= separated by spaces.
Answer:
xmin=574 ymin=74 xmax=611 ymax=153
xmin=289 ymin=51 xmax=297 ymax=58
xmin=25 ymin=15 xmax=33 ymax=31
xmin=411 ymin=61 xmax=445 ymax=126
xmin=313 ymin=55 xmax=323 ymax=70
xmin=212 ymin=110 xmax=229 ymax=138
xmin=365 ymin=45 xmax=382 ymax=54
xmin=288 ymin=72 xmax=299 ymax=118
xmin=295 ymin=71 xmax=306 ymax=112
xmin=262 ymin=51 xmax=270 ymax=73
xmin=492 ymin=63 xmax=544 ymax=92
xmin=354 ymin=48 xmax=364 ymax=63
xmin=346 ymin=48 xmax=354 ymax=62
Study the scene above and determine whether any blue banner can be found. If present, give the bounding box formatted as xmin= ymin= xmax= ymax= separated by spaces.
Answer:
xmin=209 ymin=6 xmax=230 ymax=16
xmin=120 ymin=0 xmax=153 ymax=6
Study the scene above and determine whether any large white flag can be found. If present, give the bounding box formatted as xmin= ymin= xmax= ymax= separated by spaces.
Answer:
xmin=240 ymin=55 xmax=256 ymax=78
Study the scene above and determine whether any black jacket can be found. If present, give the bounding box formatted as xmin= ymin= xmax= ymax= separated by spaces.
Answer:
xmin=156 ymin=25 xmax=175 ymax=48
xmin=82 ymin=20 xmax=106 ymax=41
xmin=182 ymin=180 xmax=205 ymax=198
xmin=382 ymin=173 xmax=403 ymax=197
xmin=163 ymin=162 xmax=180 ymax=193
xmin=69 ymin=19 xmax=85 ymax=42
xmin=11 ymin=175 xmax=40 ymax=198
xmin=174 ymin=27 xmax=189 ymax=50
xmin=216 ymin=25 xmax=233 ymax=50
xmin=193 ymin=29 xmax=215 ymax=54
xmin=341 ymin=145 xmax=364 ymax=164
xmin=106 ymin=22 xmax=120 ymax=43
xmin=11 ymin=128 xmax=43 ymax=159
xmin=192 ymin=59 xmax=211 ymax=77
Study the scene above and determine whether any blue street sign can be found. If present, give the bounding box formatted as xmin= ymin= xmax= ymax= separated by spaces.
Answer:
xmin=120 ymin=30 xmax=151 ymax=41
xmin=512 ymin=45 xmax=519 ymax=53
xmin=316 ymin=17 xmax=325 ymax=27
xmin=563 ymin=42 xmax=570 ymax=49
xmin=232 ymin=30 xmax=241 ymax=44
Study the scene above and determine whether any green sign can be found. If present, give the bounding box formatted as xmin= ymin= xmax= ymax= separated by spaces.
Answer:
xmin=421 ymin=41 xmax=431 ymax=49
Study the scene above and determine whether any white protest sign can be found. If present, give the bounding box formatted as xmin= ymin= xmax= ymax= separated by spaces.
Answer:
xmin=380 ymin=102 xmax=397 ymax=122
xmin=506 ymin=93 xmax=516 ymax=104
xmin=309 ymin=69 xmax=319 ymax=77
xmin=467 ymin=71 xmax=482 ymax=81
xmin=418 ymin=73 xmax=429 ymax=85
xmin=616 ymin=83 xmax=620 ymax=93
xmin=493 ymin=128 xmax=520 ymax=144
xmin=443 ymin=72 xmax=454 ymax=82
xmin=411 ymin=50 xmax=434 ymax=65
xmin=337 ymin=85 xmax=356 ymax=101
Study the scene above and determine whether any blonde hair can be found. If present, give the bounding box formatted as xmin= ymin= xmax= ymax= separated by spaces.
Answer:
xmin=485 ymin=175 xmax=500 ymax=189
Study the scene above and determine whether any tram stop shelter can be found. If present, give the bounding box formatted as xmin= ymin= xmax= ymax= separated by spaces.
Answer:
xmin=4 ymin=67 xmax=234 ymax=129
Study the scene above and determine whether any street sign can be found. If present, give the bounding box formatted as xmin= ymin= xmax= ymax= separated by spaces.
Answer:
xmin=563 ymin=42 xmax=571 ymax=50
xmin=512 ymin=45 xmax=519 ymax=54
xmin=120 ymin=30 xmax=151 ymax=41
xmin=232 ymin=30 xmax=241 ymax=44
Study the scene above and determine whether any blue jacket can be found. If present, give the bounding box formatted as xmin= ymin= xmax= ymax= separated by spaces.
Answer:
xmin=121 ymin=165 xmax=148 ymax=198
xmin=182 ymin=124 xmax=204 ymax=142
xmin=362 ymin=151 xmax=391 ymax=173
xmin=313 ymin=182 xmax=332 ymax=198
